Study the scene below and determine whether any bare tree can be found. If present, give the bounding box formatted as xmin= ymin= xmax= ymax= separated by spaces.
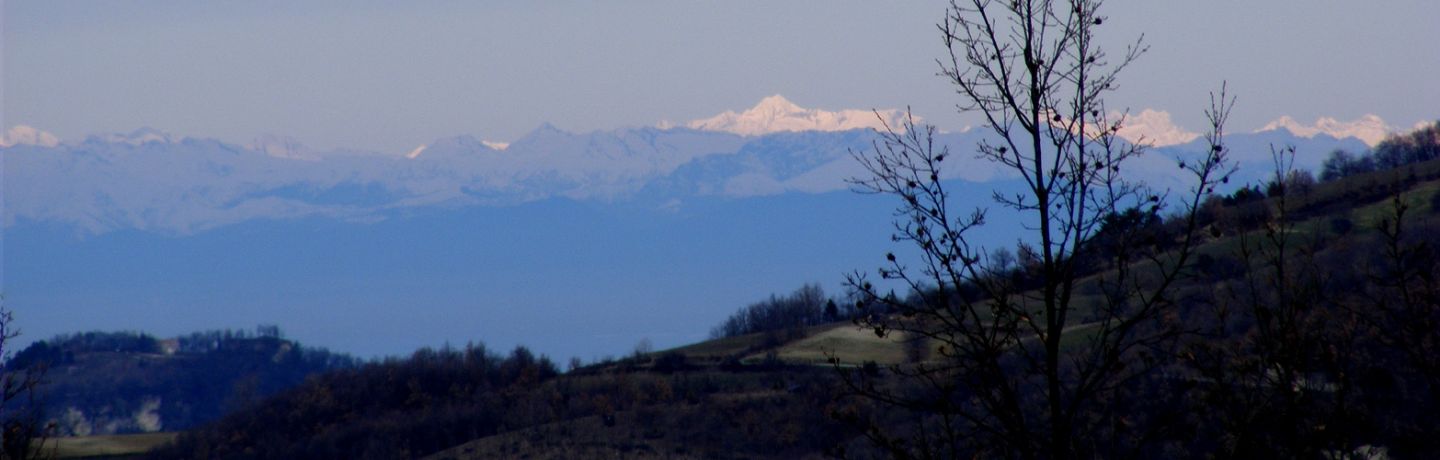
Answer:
xmin=0 ymin=302 xmax=55 ymax=460
xmin=1180 ymin=147 xmax=1356 ymax=457
xmin=834 ymin=0 xmax=1231 ymax=457
xmin=1359 ymin=194 xmax=1440 ymax=455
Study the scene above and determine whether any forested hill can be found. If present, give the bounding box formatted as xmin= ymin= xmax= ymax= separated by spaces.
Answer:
xmin=8 ymin=327 xmax=357 ymax=436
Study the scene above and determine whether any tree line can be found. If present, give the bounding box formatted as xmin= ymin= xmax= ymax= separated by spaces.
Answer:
xmin=1322 ymin=122 xmax=1440 ymax=181
xmin=709 ymin=284 xmax=853 ymax=340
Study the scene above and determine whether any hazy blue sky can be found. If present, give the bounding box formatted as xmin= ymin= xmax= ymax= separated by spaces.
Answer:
xmin=5 ymin=1 xmax=1438 ymax=153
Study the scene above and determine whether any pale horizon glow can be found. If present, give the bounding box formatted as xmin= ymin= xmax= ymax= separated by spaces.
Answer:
xmin=3 ymin=2 xmax=1437 ymax=153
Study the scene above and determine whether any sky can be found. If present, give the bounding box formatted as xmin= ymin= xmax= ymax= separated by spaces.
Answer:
xmin=4 ymin=1 xmax=1438 ymax=154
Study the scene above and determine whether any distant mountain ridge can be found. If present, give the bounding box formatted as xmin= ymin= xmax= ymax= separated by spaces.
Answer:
xmin=3 ymin=118 xmax=1372 ymax=236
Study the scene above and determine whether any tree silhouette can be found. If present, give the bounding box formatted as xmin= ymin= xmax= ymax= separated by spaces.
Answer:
xmin=0 ymin=302 xmax=56 ymax=460
xmin=835 ymin=0 xmax=1231 ymax=457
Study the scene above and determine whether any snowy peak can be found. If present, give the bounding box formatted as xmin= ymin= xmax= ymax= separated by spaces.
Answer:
xmin=751 ymin=94 xmax=805 ymax=114
xmin=687 ymin=95 xmax=909 ymax=136
xmin=1258 ymin=114 xmax=1396 ymax=146
xmin=0 ymin=125 xmax=61 ymax=148
xmin=1115 ymin=109 xmax=1199 ymax=147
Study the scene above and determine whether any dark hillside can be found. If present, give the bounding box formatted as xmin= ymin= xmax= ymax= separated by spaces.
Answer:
xmin=147 ymin=343 xmax=864 ymax=460
xmin=10 ymin=328 xmax=355 ymax=436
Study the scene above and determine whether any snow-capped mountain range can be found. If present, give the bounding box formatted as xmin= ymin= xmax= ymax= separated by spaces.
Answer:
xmin=684 ymin=94 xmax=911 ymax=137
xmin=0 ymin=125 xmax=60 ymax=148
xmin=1 ymin=96 xmax=1408 ymax=235
xmin=1257 ymin=114 xmax=1399 ymax=147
